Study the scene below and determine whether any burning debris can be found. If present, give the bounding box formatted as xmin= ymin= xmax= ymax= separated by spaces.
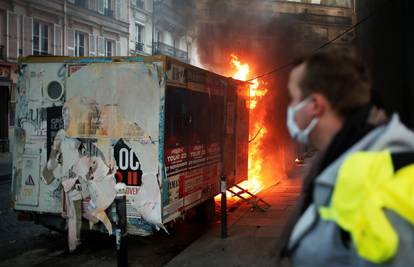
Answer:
xmin=216 ymin=54 xmax=272 ymax=201
xmin=230 ymin=55 xmax=268 ymax=195
xmin=193 ymin=1 xmax=303 ymax=203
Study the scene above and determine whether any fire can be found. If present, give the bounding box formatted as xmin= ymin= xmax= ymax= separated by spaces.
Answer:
xmin=230 ymin=54 xmax=249 ymax=81
xmin=215 ymin=54 xmax=268 ymax=201
xmin=230 ymin=54 xmax=268 ymax=110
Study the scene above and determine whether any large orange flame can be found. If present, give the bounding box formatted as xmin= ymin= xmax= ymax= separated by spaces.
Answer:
xmin=230 ymin=54 xmax=268 ymax=110
xmin=215 ymin=54 xmax=269 ymax=201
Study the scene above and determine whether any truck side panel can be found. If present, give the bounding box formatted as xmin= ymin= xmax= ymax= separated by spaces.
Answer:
xmin=64 ymin=62 xmax=163 ymax=233
xmin=13 ymin=60 xmax=165 ymax=235
xmin=13 ymin=63 xmax=66 ymax=214
xmin=161 ymin=61 xmax=249 ymax=223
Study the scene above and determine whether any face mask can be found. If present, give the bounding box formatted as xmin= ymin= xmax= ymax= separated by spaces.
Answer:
xmin=287 ymin=97 xmax=319 ymax=144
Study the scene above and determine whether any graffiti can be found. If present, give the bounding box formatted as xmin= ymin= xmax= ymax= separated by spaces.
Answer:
xmin=46 ymin=106 xmax=64 ymax=159
xmin=68 ymin=64 xmax=86 ymax=76
xmin=16 ymin=66 xmax=29 ymax=127
xmin=14 ymin=61 xmax=167 ymax=249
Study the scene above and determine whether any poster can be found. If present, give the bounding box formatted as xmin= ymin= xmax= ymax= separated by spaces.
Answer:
xmin=46 ymin=106 xmax=64 ymax=159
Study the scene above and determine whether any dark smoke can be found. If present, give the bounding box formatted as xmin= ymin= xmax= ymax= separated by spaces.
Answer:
xmin=191 ymin=0 xmax=304 ymax=180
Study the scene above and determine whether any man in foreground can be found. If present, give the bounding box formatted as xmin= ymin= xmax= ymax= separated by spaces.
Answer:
xmin=283 ymin=48 xmax=414 ymax=266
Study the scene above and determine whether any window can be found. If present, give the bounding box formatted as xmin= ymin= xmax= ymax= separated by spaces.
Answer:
xmin=104 ymin=0 xmax=113 ymax=16
xmin=325 ymin=0 xmax=352 ymax=8
xmin=135 ymin=23 xmax=144 ymax=51
xmin=33 ymin=21 xmax=49 ymax=55
xmin=75 ymin=31 xmax=86 ymax=56
xmin=135 ymin=0 xmax=145 ymax=9
xmin=157 ymin=31 xmax=163 ymax=43
xmin=9 ymin=85 xmax=16 ymax=127
xmin=103 ymin=0 xmax=110 ymax=9
xmin=105 ymin=39 xmax=114 ymax=56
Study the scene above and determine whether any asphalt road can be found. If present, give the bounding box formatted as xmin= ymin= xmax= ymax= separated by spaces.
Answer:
xmin=0 ymin=178 xmax=215 ymax=267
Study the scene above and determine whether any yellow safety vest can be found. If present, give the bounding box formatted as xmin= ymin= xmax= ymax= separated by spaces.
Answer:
xmin=319 ymin=151 xmax=414 ymax=263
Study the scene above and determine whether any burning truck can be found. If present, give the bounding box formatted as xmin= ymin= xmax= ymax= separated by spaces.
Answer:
xmin=11 ymin=55 xmax=249 ymax=250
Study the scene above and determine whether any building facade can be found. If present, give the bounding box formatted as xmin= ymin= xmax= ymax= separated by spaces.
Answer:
xmin=0 ymin=0 xmax=129 ymax=153
xmin=128 ymin=0 xmax=194 ymax=62
xmin=272 ymin=0 xmax=356 ymax=52
xmin=152 ymin=0 xmax=194 ymax=63
xmin=194 ymin=0 xmax=356 ymax=70
xmin=129 ymin=0 xmax=153 ymax=55
xmin=1 ymin=0 xmax=194 ymax=153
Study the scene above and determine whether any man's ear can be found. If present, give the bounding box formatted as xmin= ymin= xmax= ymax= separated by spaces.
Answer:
xmin=310 ymin=93 xmax=328 ymax=117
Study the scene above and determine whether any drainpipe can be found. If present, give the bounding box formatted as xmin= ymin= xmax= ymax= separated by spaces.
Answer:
xmin=126 ymin=0 xmax=130 ymax=55
xmin=152 ymin=0 xmax=155 ymax=55
xmin=63 ymin=0 xmax=67 ymax=56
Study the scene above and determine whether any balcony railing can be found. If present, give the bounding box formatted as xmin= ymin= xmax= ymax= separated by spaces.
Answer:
xmin=104 ymin=8 xmax=113 ymax=17
xmin=154 ymin=42 xmax=188 ymax=62
xmin=281 ymin=12 xmax=352 ymax=26
xmin=134 ymin=0 xmax=145 ymax=9
xmin=74 ymin=0 xmax=87 ymax=8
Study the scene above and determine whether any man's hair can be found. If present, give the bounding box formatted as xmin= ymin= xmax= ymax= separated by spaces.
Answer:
xmin=299 ymin=48 xmax=371 ymax=117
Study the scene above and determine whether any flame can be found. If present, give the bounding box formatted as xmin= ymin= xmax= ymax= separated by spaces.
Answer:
xmin=214 ymin=54 xmax=268 ymax=202
xmin=230 ymin=54 xmax=268 ymax=110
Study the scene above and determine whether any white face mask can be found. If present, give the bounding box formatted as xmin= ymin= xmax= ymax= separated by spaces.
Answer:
xmin=287 ymin=97 xmax=319 ymax=144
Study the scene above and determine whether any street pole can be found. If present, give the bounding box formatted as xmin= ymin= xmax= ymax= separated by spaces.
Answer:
xmin=114 ymin=182 xmax=128 ymax=267
xmin=221 ymin=174 xmax=227 ymax=238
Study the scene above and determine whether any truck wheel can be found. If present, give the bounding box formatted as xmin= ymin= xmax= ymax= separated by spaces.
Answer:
xmin=195 ymin=197 xmax=216 ymax=224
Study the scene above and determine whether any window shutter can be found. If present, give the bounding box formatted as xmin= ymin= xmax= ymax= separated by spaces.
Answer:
xmin=116 ymin=41 xmax=121 ymax=56
xmin=66 ymin=28 xmax=75 ymax=56
xmin=98 ymin=0 xmax=104 ymax=14
xmin=89 ymin=34 xmax=96 ymax=56
xmin=6 ymin=11 xmax=19 ymax=60
xmin=54 ymin=24 xmax=62 ymax=56
xmin=97 ymin=36 xmax=105 ymax=56
xmin=23 ymin=16 xmax=33 ymax=56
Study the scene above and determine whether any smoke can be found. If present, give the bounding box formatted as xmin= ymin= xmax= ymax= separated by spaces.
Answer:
xmin=189 ymin=0 xmax=304 ymax=184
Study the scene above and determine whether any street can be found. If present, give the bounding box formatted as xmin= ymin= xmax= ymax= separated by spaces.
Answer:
xmin=0 ymin=176 xmax=214 ymax=267
xmin=2 ymin=0 xmax=413 ymax=266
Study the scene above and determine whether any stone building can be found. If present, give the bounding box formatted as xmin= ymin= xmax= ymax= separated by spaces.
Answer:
xmin=129 ymin=0 xmax=195 ymax=62
xmin=152 ymin=0 xmax=194 ymax=63
xmin=0 ymin=0 xmax=128 ymax=152
xmin=129 ymin=0 xmax=153 ymax=56
xmin=192 ymin=0 xmax=357 ymax=72
xmin=0 ymin=0 xmax=195 ymax=153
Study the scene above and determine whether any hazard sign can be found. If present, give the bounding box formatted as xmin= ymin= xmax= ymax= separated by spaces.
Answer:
xmin=25 ymin=175 xmax=35 ymax=186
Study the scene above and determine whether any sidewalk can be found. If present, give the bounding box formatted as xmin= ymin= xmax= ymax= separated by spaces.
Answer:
xmin=164 ymin=169 xmax=304 ymax=267
xmin=0 ymin=152 xmax=12 ymax=180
